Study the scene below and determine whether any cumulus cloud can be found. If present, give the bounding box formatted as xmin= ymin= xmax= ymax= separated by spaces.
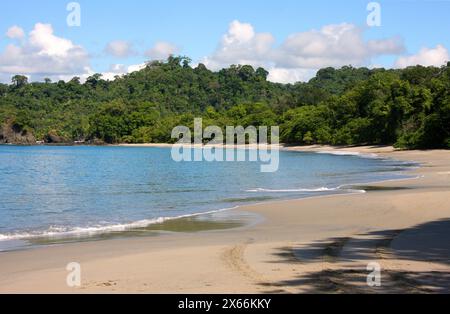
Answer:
xmin=104 ymin=40 xmax=134 ymax=58
xmin=145 ymin=42 xmax=179 ymax=60
xmin=203 ymin=20 xmax=274 ymax=70
xmin=275 ymin=23 xmax=404 ymax=69
xmin=203 ymin=20 xmax=405 ymax=83
xmin=6 ymin=25 xmax=25 ymax=39
xmin=267 ymin=68 xmax=317 ymax=85
xmin=101 ymin=63 xmax=146 ymax=80
xmin=395 ymin=45 xmax=449 ymax=68
xmin=4 ymin=20 xmax=443 ymax=85
xmin=277 ymin=25 xmax=359 ymax=68
xmin=0 ymin=23 xmax=90 ymax=82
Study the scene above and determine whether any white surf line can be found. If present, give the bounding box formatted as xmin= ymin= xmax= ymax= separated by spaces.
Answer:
xmin=0 ymin=206 xmax=240 ymax=242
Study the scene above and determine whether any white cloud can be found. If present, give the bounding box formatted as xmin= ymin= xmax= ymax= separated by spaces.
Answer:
xmin=101 ymin=63 xmax=146 ymax=80
xmin=3 ymin=20 xmax=444 ymax=85
xmin=395 ymin=45 xmax=449 ymax=68
xmin=127 ymin=63 xmax=146 ymax=72
xmin=203 ymin=20 xmax=274 ymax=70
xmin=145 ymin=42 xmax=179 ymax=60
xmin=276 ymin=23 xmax=404 ymax=69
xmin=267 ymin=68 xmax=317 ymax=84
xmin=203 ymin=20 xmax=405 ymax=83
xmin=6 ymin=25 xmax=25 ymax=39
xmin=99 ymin=64 xmax=126 ymax=81
xmin=0 ymin=23 xmax=90 ymax=82
xmin=104 ymin=40 xmax=134 ymax=58
xmin=29 ymin=23 xmax=76 ymax=57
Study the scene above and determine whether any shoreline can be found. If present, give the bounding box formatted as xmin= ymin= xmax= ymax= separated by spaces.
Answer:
xmin=0 ymin=146 xmax=449 ymax=293
xmin=0 ymin=145 xmax=413 ymax=251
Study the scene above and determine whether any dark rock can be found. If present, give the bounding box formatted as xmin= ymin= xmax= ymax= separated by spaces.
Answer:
xmin=0 ymin=120 xmax=36 ymax=144
xmin=44 ymin=131 xmax=68 ymax=144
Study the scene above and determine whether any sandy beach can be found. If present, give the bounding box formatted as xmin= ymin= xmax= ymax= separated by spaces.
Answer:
xmin=0 ymin=146 xmax=449 ymax=293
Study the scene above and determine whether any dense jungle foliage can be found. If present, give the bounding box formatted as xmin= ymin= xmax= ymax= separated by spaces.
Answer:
xmin=1 ymin=56 xmax=449 ymax=148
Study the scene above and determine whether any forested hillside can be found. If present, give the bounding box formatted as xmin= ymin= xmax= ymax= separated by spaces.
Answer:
xmin=0 ymin=56 xmax=449 ymax=148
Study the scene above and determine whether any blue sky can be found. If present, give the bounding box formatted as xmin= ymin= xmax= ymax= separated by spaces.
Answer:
xmin=0 ymin=0 xmax=449 ymax=83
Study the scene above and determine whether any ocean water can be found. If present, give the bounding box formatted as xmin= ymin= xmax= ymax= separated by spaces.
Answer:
xmin=0 ymin=145 xmax=415 ymax=250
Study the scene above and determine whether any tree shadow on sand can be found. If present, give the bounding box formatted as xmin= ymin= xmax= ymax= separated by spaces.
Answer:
xmin=260 ymin=219 xmax=450 ymax=294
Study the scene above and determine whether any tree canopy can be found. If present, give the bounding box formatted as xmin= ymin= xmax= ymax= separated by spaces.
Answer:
xmin=0 ymin=58 xmax=449 ymax=149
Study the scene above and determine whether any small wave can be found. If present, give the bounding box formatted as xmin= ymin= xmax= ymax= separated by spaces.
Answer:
xmin=0 ymin=206 xmax=238 ymax=242
xmin=245 ymin=187 xmax=337 ymax=193
xmin=316 ymin=151 xmax=379 ymax=159
xmin=246 ymin=186 xmax=367 ymax=195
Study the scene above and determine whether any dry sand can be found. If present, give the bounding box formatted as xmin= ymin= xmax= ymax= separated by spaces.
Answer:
xmin=0 ymin=146 xmax=449 ymax=293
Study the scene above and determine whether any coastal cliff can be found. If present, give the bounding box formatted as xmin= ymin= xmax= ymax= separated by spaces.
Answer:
xmin=0 ymin=120 xmax=35 ymax=145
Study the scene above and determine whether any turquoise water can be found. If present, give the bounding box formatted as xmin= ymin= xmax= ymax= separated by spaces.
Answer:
xmin=0 ymin=145 xmax=415 ymax=250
